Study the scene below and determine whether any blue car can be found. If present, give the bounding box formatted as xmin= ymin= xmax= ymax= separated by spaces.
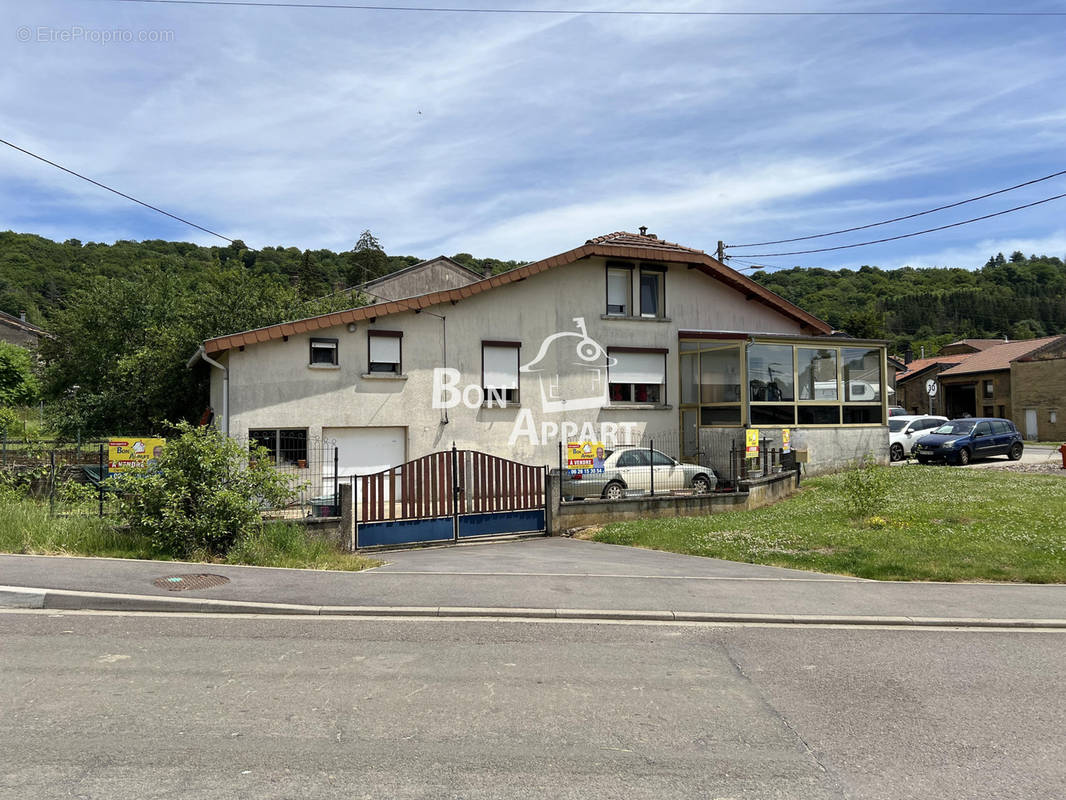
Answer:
xmin=912 ymin=417 xmax=1024 ymax=466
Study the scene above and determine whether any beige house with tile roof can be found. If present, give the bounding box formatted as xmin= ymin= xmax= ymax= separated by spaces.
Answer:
xmin=190 ymin=231 xmax=892 ymax=478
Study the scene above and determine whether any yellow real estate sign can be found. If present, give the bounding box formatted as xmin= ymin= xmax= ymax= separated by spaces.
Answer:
xmin=108 ymin=438 xmax=166 ymax=477
xmin=745 ymin=429 xmax=759 ymax=458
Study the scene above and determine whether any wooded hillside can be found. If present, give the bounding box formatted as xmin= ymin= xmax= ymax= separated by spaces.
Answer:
xmin=1 ymin=229 xmax=1062 ymax=437
xmin=749 ymin=251 xmax=1066 ymax=355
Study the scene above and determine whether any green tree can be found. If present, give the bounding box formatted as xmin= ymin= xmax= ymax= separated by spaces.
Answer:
xmin=1011 ymin=318 xmax=1045 ymax=340
xmin=346 ymin=230 xmax=388 ymax=287
xmin=39 ymin=266 xmax=300 ymax=437
xmin=112 ymin=422 xmax=296 ymax=557
xmin=0 ymin=341 xmax=39 ymax=407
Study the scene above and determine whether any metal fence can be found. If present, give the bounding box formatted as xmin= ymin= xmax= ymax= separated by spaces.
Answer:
xmin=555 ymin=430 xmax=794 ymax=503
xmin=0 ymin=434 xmax=346 ymax=520
xmin=0 ymin=439 xmax=119 ymax=517
xmin=239 ymin=432 xmax=343 ymax=519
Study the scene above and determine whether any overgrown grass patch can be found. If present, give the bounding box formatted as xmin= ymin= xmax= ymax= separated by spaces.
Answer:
xmin=226 ymin=522 xmax=381 ymax=571
xmin=0 ymin=495 xmax=163 ymax=560
xmin=0 ymin=495 xmax=381 ymax=571
xmin=592 ymin=465 xmax=1066 ymax=582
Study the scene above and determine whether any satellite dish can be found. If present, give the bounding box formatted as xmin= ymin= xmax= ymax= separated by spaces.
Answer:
xmin=925 ymin=379 xmax=938 ymax=398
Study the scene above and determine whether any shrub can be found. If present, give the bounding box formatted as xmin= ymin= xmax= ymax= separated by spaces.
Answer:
xmin=0 ymin=406 xmax=20 ymax=437
xmin=840 ymin=455 xmax=890 ymax=520
xmin=112 ymin=421 xmax=299 ymax=558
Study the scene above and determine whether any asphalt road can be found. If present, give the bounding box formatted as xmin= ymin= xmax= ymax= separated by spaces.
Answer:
xmin=2 ymin=612 xmax=1063 ymax=799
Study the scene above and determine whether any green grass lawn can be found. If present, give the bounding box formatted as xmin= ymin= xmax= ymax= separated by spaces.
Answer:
xmin=0 ymin=496 xmax=381 ymax=571
xmin=591 ymin=465 xmax=1066 ymax=582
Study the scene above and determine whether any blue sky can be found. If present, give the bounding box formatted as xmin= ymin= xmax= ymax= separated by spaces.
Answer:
xmin=4 ymin=0 xmax=1066 ymax=271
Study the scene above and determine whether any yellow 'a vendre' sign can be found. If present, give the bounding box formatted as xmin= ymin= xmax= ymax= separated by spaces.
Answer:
xmin=108 ymin=438 xmax=166 ymax=477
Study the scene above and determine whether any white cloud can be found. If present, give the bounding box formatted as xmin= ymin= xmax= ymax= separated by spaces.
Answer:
xmin=1 ymin=0 xmax=1065 ymax=269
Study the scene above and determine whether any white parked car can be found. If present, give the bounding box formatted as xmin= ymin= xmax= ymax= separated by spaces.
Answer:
xmin=888 ymin=415 xmax=947 ymax=462
xmin=555 ymin=446 xmax=718 ymax=500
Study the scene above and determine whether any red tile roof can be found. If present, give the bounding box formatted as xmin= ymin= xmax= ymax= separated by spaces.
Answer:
xmin=938 ymin=336 xmax=1063 ymax=376
xmin=585 ymin=231 xmax=706 ymax=254
xmin=203 ymin=231 xmax=831 ymax=355
xmin=895 ymin=354 xmax=969 ymax=382
xmin=944 ymin=338 xmax=1006 ymax=351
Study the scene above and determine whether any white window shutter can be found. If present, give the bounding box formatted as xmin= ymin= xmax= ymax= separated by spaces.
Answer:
xmin=483 ymin=346 xmax=519 ymax=389
xmin=369 ymin=335 xmax=400 ymax=364
xmin=610 ymin=352 xmax=665 ymax=384
xmin=607 ymin=271 xmax=628 ymax=309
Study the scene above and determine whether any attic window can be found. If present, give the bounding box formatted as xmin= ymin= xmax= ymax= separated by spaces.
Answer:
xmin=639 ymin=267 xmax=666 ymax=318
xmin=606 ymin=266 xmax=631 ymax=316
xmin=310 ymin=338 xmax=338 ymax=366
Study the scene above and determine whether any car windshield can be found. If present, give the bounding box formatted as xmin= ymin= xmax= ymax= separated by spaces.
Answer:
xmin=889 ymin=419 xmax=908 ymax=432
xmin=933 ymin=421 xmax=975 ymax=435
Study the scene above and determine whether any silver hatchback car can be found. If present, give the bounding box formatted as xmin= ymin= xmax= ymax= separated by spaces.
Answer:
xmin=557 ymin=446 xmax=718 ymax=500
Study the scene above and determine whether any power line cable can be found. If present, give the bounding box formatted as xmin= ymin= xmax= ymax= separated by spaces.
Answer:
xmin=97 ymin=1 xmax=1066 ymax=16
xmin=727 ymin=168 xmax=1066 ymax=248
xmin=0 ymin=137 xmax=235 ymax=244
xmin=729 ymin=193 xmax=1066 ymax=258
xmin=729 ymin=192 xmax=1066 ymax=258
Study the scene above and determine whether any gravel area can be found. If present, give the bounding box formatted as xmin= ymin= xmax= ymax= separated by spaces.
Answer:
xmin=980 ymin=461 xmax=1066 ymax=476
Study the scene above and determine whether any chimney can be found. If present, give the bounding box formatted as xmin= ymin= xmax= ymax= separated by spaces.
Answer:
xmin=18 ymin=310 xmax=26 ymax=322
xmin=920 ymin=346 xmax=925 ymax=359
xmin=904 ymin=347 xmax=913 ymax=365
xmin=482 ymin=267 xmax=492 ymax=279
xmin=639 ymin=226 xmax=647 ymax=236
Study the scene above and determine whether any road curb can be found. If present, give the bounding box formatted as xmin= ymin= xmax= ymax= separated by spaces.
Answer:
xmin=3 ymin=585 xmax=1066 ymax=628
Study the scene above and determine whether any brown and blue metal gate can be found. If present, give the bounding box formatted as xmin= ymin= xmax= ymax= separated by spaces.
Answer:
xmin=355 ymin=446 xmax=546 ymax=548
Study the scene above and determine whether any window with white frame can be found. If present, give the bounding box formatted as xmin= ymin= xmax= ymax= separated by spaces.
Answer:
xmin=639 ymin=267 xmax=666 ymax=318
xmin=482 ymin=341 xmax=520 ymax=405
xmin=606 ymin=266 xmax=631 ymax=316
xmin=368 ymin=330 xmax=402 ymax=374
xmin=309 ymin=337 xmax=338 ymax=366
xmin=609 ymin=348 xmax=666 ymax=404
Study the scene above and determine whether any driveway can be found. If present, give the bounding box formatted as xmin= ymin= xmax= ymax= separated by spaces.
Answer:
xmin=894 ymin=444 xmax=1064 ymax=474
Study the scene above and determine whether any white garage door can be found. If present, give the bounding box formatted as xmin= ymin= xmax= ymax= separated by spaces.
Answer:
xmin=323 ymin=426 xmax=407 ymax=478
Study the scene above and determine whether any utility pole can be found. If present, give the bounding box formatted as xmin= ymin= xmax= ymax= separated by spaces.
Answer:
xmin=716 ymin=241 xmax=725 ymax=263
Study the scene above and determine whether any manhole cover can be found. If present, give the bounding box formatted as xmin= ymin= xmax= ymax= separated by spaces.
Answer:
xmin=153 ymin=573 xmax=231 ymax=592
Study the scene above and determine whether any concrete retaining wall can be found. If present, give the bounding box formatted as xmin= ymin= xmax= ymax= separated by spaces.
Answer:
xmin=549 ymin=468 xmax=798 ymax=534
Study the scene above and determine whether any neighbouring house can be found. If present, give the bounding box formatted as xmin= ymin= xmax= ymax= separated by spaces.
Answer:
xmin=938 ymin=338 xmax=1008 ymax=357
xmin=189 ymin=230 xmax=892 ymax=479
xmin=357 ymin=255 xmax=485 ymax=302
xmin=936 ymin=336 xmax=1061 ymax=424
xmin=895 ymin=354 xmax=969 ymax=416
xmin=897 ymin=334 xmax=1066 ymax=439
xmin=1011 ymin=336 xmax=1066 ymax=442
xmin=0 ymin=310 xmax=46 ymax=349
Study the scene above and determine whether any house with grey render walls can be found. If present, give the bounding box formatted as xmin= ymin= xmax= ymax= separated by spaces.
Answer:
xmin=189 ymin=231 xmax=889 ymax=478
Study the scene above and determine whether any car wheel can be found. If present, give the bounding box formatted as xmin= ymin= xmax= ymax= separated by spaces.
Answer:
xmin=601 ymin=481 xmax=626 ymax=500
xmin=692 ymin=474 xmax=712 ymax=494
xmin=957 ymin=448 xmax=971 ymax=466
xmin=890 ymin=443 xmax=904 ymax=462
xmin=1008 ymin=442 xmax=1023 ymax=461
